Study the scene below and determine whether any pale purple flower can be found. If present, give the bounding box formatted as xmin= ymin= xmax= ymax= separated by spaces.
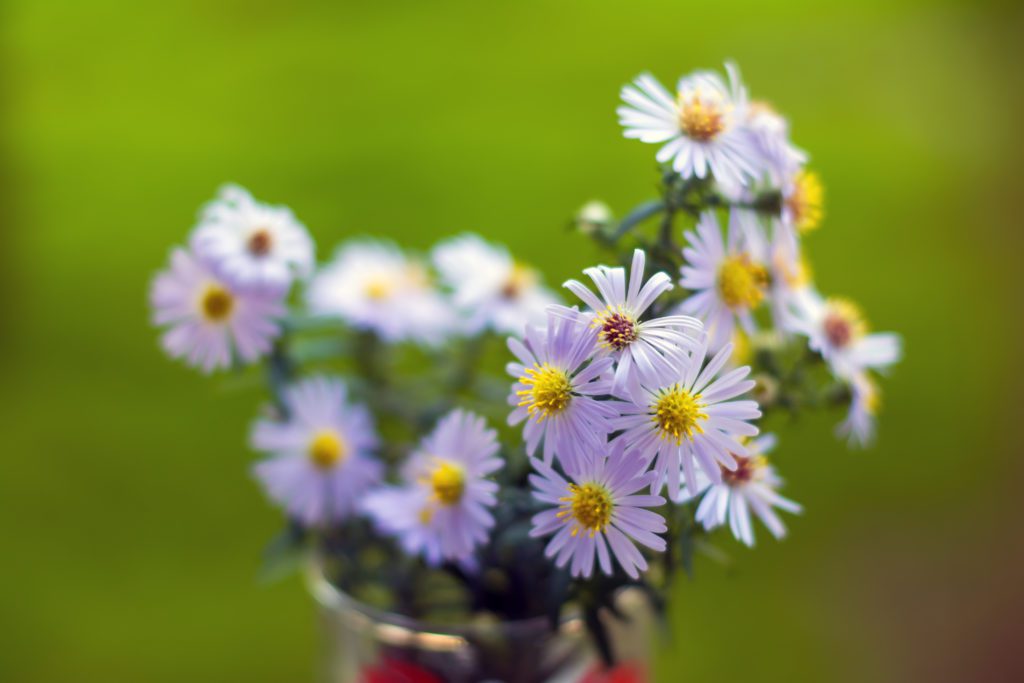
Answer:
xmin=150 ymin=245 xmax=285 ymax=373
xmin=611 ymin=339 xmax=761 ymax=500
xmin=507 ymin=307 xmax=618 ymax=470
xmin=432 ymin=233 xmax=560 ymax=336
xmin=787 ymin=292 xmax=901 ymax=381
xmin=564 ymin=248 xmax=703 ymax=399
xmin=837 ymin=372 xmax=880 ymax=448
xmin=677 ymin=434 xmax=802 ymax=547
xmin=529 ymin=439 xmax=667 ymax=579
xmin=767 ymin=219 xmax=813 ymax=333
xmin=678 ymin=210 xmax=770 ymax=352
xmin=745 ymin=102 xmax=807 ymax=184
xmin=617 ymin=62 xmax=760 ymax=188
xmin=362 ymin=410 xmax=502 ymax=566
xmin=251 ymin=376 xmax=382 ymax=525
xmin=192 ymin=184 xmax=314 ymax=293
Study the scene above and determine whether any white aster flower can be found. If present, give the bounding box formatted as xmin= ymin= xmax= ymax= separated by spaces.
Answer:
xmin=307 ymin=240 xmax=454 ymax=345
xmin=787 ymin=292 xmax=901 ymax=381
xmin=564 ymin=248 xmax=703 ymax=400
xmin=432 ymin=233 xmax=559 ymax=335
xmin=150 ymin=245 xmax=285 ymax=373
xmin=251 ymin=376 xmax=382 ymax=525
xmin=767 ymin=219 xmax=814 ymax=332
xmin=679 ymin=210 xmax=771 ymax=352
xmin=192 ymin=184 xmax=314 ymax=293
xmin=612 ymin=339 xmax=761 ymax=499
xmin=362 ymin=410 xmax=503 ymax=566
xmin=617 ymin=62 xmax=760 ymax=187
xmin=677 ymin=434 xmax=802 ymax=547
xmin=837 ymin=372 xmax=881 ymax=448
xmin=746 ymin=101 xmax=807 ymax=184
xmin=781 ymin=169 xmax=824 ymax=234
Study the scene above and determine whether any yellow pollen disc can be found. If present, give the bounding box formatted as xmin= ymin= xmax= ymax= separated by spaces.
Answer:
xmin=718 ymin=255 xmax=769 ymax=309
xmin=823 ymin=298 xmax=867 ymax=349
xmin=364 ymin=277 xmax=393 ymax=301
xmin=200 ymin=285 xmax=234 ymax=322
xmin=308 ymin=430 xmax=347 ymax=470
xmin=429 ymin=460 xmax=465 ymax=506
xmin=677 ymin=90 xmax=726 ymax=141
xmin=787 ymin=170 xmax=824 ymax=234
xmin=501 ymin=263 xmax=536 ymax=299
xmin=247 ymin=228 xmax=273 ymax=256
xmin=651 ymin=385 xmax=708 ymax=445
xmin=558 ymin=483 xmax=613 ymax=537
xmin=517 ymin=363 xmax=572 ymax=422
xmin=595 ymin=307 xmax=639 ymax=351
xmin=721 ymin=454 xmax=767 ymax=486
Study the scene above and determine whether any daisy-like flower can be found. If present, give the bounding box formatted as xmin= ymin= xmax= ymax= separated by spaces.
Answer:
xmin=432 ymin=233 xmax=559 ymax=335
xmin=251 ymin=376 xmax=382 ymax=525
xmin=767 ymin=219 xmax=814 ymax=332
xmin=746 ymin=101 xmax=807 ymax=184
xmin=617 ymin=62 xmax=759 ymax=187
xmin=507 ymin=307 xmax=618 ymax=469
xmin=150 ymin=245 xmax=285 ymax=373
xmin=611 ymin=339 xmax=761 ymax=499
xmin=782 ymin=169 xmax=824 ymax=234
xmin=564 ymin=248 xmax=703 ymax=399
xmin=837 ymin=372 xmax=881 ymax=448
xmin=679 ymin=210 xmax=771 ymax=352
xmin=192 ymin=184 xmax=314 ymax=292
xmin=677 ymin=434 xmax=802 ymax=547
xmin=529 ymin=439 xmax=667 ymax=579
xmin=787 ymin=292 xmax=901 ymax=381
xmin=362 ymin=410 xmax=502 ymax=566
xmin=307 ymin=240 xmax=454 ymax=345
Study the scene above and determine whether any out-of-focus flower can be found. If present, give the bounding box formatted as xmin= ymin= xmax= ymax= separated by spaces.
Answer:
xmin=678 ymin=434 xmax=801 ymax=546
xmin=611 ymin=339 xmax=760 ymax=499
xmin=359 ymin=658 xmax=443 ymax=683
xmin=575 ymin=200 xmax=615 ymax=236
xmin=507 ymin=307 xmax=617 ymax=470
xmin=745 ymin=101 xmax=807 ymax=184
xmin=432 ymin=234 xmax=559 ymax=336
xmin=782 ymin=169 xmax=824 ymax=234
xmin=192 ymin=184 xmax=314 ymax=293
xmin=679 ymin=210 xmax=770 ymax=352
xmin=564 ymin=248 xmax=703 ymax=400
xmin=362 ymin=410 xmax=502 ymax=566
xmin=150 ymin=245 xmax=285 ymax=373
xmin=251 ymin=376 xmax=382 ymax=525
xmin=307 ymin=241 xmax=454 ymax=345
xmin=837 ymin=372 xmax=881 ymax=448
xmin=768 ymin=219 xmax=814 ymax=332
xmin=617 ymin=62 xmax=759 ymax=187
xmin=529 ymin=439 xmax=666 ymax=579
xmin=788 ymin=293 xmax=901 ymax=381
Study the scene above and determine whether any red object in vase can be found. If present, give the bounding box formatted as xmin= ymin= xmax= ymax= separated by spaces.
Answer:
xmin=359 ymin=658 xmax=444 ymax=683
xmin=579 ymin=661 xmax=648 ymax=683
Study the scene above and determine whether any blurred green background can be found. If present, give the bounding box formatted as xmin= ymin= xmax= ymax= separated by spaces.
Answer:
xmin=2 ymin=0 xmax=1021 ymax=681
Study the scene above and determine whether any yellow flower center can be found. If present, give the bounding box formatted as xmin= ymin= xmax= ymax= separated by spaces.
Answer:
xmin=200 ymin=285 xmax=234 ymax=322
xmin=429 ymin=460 xmax=466 ymax=505
xmin=596 ymin=308 xmax=639 ymax=351
xmin=308 ymin=430 xmax=347 ymax=470
xmin=823 ymin=298 xmax=866 ymax=349
xmin=678 ymin=90 xmax=726 ymax=141
xmin=364 ymin=277 xmax=393 ymax=301
xmin=517 ymin=363 xmax=572 ymax=421
xmin=247 ymin=228 xmax=273 ymax=256
xmin=718 ymin=255 xmax=769 ymax=309
xmin=501 ymin=263 xmax=537 ymax=300
xmin=557 ymin=483 xmax=613 ymax=537
xmin=786 ymin=170 xmax=824 ymax=234
xmin=721 ymin=454 xmax=767 ymax=486
xmin=652 ymin=386 xmax=708 ymax=445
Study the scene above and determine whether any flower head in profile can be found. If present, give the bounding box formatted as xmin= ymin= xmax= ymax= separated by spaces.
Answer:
xmin=307 ymin=240 xmax=454 ymax=345
xmin=837 ymin=372 xmax=881 ymax=448
xmin=787 ymin=292 xmax=901 ymax=381
xmin=149 ymin=245 xmax=285 ymax=373
xmin=767 ymin=219 xmax=814 ymax=332
xmin=191 ymin=185 xmax=314 ymax=293
xmin=677 ymin=434 xmax=801 ymax=547
xmin=362 ymin=410 xmax=503 ymax=566
xmin=611 ymin=339 xmax=761 ymax=499
xmin=432 ymin=233 xmax=559 ymax=335
xmin=745 ymin=101 xmax=807 ymax=184
xmin=529 ymin=439 xmax=667 ymax=579
xmin=782 ymin=169 xmax=824 ymax=234
xmin=679 ymin=210 xmax=771 ymax=352
xmin=564 ymin=248 xmax=703 ymax=399
xmin=251 ymin=376 xmax=382 ymax=525
xmin=507 ymin=307 xmax=618 ymax=469
xmin=617 ymin=62 xmax=759 ymax=187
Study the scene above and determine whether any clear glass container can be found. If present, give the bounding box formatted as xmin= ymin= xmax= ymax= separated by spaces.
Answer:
xmin=308 ymin=566 xmax=653 ymax=683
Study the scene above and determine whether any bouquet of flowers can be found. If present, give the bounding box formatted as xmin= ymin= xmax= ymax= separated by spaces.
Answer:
xmin=150 ymin=62 xmax=900 ymax=682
